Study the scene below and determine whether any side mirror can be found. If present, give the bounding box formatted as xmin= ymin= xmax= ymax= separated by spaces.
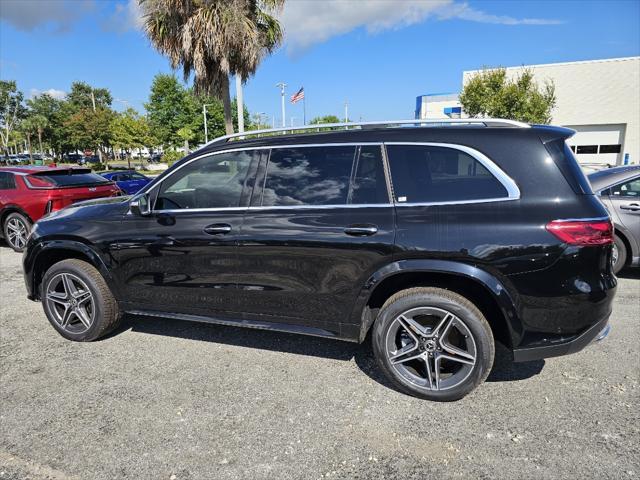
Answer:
xmin=130 ymin=193 xmax=151 ymax=216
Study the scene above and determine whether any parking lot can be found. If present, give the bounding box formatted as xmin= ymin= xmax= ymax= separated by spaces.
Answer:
xmin=1 ymin=246 xmax=638 ymax=480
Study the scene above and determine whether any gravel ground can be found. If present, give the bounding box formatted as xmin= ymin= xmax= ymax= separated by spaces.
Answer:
xmin=1 ymin=246 xmax=639 ymax=480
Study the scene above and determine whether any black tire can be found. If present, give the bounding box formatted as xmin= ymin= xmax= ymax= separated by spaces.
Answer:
xmin=372 ymin=287 xmax=495 ymax=402
xmin=41 ymin=259 xmax=121 ymax=341
xmin=612 ymin=235 xmax=627 ymax=275
xmin=3 ymin=212 xmax=31 ymax=252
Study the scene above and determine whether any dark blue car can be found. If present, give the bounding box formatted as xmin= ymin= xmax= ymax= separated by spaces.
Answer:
xmin=100 ymin=171 xmax=152 ymax=195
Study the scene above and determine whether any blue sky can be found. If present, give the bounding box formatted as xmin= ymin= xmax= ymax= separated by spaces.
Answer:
xmin=1 ymin=0 xmax=639 ymax=124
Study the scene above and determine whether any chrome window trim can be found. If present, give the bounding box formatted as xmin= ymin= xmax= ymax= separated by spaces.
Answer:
xmin=134 ymin=141 xmax=521 ymax=215
xmin=383 ymin=142 xmax=521 ymax=201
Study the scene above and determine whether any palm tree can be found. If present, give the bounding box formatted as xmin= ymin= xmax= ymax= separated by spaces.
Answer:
xmin=30 ymin=114 xmax=49 ymax=154
xmin=139 ymin=0 xmax=284 ymax=136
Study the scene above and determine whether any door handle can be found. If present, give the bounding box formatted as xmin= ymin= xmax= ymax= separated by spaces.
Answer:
xmin=203 ymin=223 xmax=232 ymax=235
xmin=344 ymin=224 xmax=378 ymax=236
xmin=620 ymin=203 xmax=640 ymax=211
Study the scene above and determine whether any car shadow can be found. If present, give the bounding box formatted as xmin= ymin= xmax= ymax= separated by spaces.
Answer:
xmin=617 ymin=267 xmax=640 ymax=280
xmin=109 ymin=314 xmax=544 ymax=393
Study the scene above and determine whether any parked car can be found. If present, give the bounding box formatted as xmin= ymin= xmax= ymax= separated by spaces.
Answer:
xmin=22 ymin=119 xmax=616 ymax=401
xmin=78 ymin=155 xmax=100 ymax=165
xmin=149 ymin=153 xmax=163 ymax=163
xmin=100 ymin=170 xmax=152 ymax=195
xmin=588 ymin=165 xmax=640 ymax=273
xmin=0 ymin=166 xmax=120 ymax=252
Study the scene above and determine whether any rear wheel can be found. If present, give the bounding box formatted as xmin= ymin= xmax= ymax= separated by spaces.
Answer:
xmin=3 ymin=212 xmax=31 ymax=252
xmin=41 ymin=259 xmax=121 ymax=341
xmin=372 ymin=287 xmax=494 ymax=401
xmin=612 ymin=235 xmax=627 ymax=274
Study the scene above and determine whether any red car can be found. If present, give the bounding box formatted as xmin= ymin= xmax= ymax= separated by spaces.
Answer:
xmin=0 ymin=166 xmax=121 ymax=252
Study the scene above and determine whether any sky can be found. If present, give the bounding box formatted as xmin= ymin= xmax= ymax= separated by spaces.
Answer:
xmin=1 ymin=0 xmax=639 ymax=125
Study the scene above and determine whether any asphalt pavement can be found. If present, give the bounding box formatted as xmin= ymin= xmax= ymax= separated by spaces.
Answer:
xmin=1 ymin=246 xmax=638 ymax=480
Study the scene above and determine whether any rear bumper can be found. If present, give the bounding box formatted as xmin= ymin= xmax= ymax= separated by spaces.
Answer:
xmin=513 ymin=315 xmax=611 ymax=362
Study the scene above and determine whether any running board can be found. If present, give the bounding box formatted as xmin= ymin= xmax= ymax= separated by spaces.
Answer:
xmin=125 ymin=309 xmax=353 ymax=341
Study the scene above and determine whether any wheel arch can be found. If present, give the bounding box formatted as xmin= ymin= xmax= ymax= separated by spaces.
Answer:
xmin=353 ymin=260 xmax=521 ymax=349
xmin=26 ymin=240 xmax=117 ymax=301
xmin=1 ymin=205 xmax=33 ymax=233
xmin=613 ymin=224 xmax=635 ymax=267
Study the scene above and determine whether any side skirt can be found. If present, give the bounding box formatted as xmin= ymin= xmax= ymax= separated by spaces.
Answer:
xmin=125 ymin=309 xmax=358 ymax=342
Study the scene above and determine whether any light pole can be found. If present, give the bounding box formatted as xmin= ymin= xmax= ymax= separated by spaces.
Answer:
xmin=276 ymin=82 xmax=286 ymax=127
xmin=290 ymin=117 xmax=297 ymax=127
xmin=235 ymin=75 xmax=244 ymax=133
xmin=202 ymin=103 xmax=215 ymax=143
xmin=344 ymin=100 xmax=349 ymax=123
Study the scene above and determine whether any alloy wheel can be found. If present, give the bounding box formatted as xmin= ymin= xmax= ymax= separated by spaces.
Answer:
xmin=45 ymin=273 xmax=95 ymax=334
xmin=612 ymin=243 xmax=619 ymax=268
xmin=6 ymin=217 xmax=28 ymax=250
xmin=385 ymin=307 xmax=477 ymax=391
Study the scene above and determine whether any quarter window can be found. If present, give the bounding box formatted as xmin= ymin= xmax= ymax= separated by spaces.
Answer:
xmin=0 ymin=172 xmax=16 ymax=190
xmin=155 ymin=151 xmax=255 ymax=210
xmin=262 ymin=146 xmax=355 ymax=206
xmin=386 ymin=145 xmax=508 ymax=203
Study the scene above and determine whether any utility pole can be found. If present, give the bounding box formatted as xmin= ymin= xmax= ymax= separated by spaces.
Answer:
xmin=90 ymin=90 xmax=103 ymax=164
xmin=235 ymin=75 xmax=244 ymax=133
xmin=290 ymin=117 xmax=296 ymax=127
xmin=344 ymin=100 xmax=349 ymax=123
xmin=202 ymin=103 xmax=215 ymax=143
xmin=276 ymin=82 xmax=286 ymax=127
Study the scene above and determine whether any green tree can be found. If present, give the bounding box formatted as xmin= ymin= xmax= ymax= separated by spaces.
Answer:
xmin=27 ymin=94 xmax=63 ymax=155
xmin=310 ymin=115 xmax=341 ymax=124
xmin=20 ymin=116 xmax=38 ymax=161
xmin=64 ymin=107 xmax=114 ymax=156
xmin=145 ymin=74 xmax=190 ymax=148
xmin=459 ymin=68 xmax=556 ymax=124
xmin=111 ymin=108 xmax=150 ymax=169
xmin=0 ymin=80 xmax=26 ymax=155
xmin=139 ymin=0 xmax=284 ymax=135
xmin=66 ymin=81 xmax=112 ymax=110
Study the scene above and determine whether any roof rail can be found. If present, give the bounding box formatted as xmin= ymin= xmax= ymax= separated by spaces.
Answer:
xmin=205 ymin=118 xmax=531 ymax=146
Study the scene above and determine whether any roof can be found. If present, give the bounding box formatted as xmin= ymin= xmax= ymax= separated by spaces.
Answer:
xmin=587 ymin=165 xmax=640 ymax=191
xmin=464 ymin=56 xmax=640 ymax=75
xmin=0 ymin=166 xmax=91 ymax=175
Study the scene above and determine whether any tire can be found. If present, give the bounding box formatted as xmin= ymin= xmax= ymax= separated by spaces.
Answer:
xmin=3 ymin=212 xmax=31 ymax=252
xmin=372 ymin=287 xmax=495 ymax=402
xmin=612 ymin=235 xmax=627 ymax=275
xmin=41 ymin=259 xmax=121 ymax=341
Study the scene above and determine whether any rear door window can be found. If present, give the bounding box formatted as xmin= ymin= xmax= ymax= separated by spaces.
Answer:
xmin=349 ymin=145 xmax=388 ymax=204
xmin=386 ymin=145 xmax=508 ymax=203
xmin=262 ymin=146 xmax=355 ymax=206
xmin=610 ymin=177 xmax=640 ymax=197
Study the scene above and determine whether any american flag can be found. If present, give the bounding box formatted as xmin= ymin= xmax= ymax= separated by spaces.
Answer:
xmin=290 ymin=87 xmax=304 ymax=104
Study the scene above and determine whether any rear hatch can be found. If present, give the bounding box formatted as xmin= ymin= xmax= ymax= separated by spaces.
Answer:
xmin=25 ymin=168 xmax=121 ymax=211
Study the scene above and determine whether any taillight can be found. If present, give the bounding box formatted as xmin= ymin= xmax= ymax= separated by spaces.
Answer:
xmin=25 ymin=175 xmax=55 ymax=189
xmin=546 ymin=219 xmax=613 ymax=246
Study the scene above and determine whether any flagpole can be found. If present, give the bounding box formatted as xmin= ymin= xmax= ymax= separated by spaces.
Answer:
xmin=303 ymin=95 xmax=306 ymax=125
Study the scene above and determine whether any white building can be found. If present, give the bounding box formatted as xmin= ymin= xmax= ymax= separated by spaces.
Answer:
xmin=416 ymin=57 xmax=640 ymax=166
xmin=414 ymin=93 xmax=462 ymax=120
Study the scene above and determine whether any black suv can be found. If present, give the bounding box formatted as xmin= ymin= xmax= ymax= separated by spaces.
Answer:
xmin=23 ymin=119 xmax=616 ymax=401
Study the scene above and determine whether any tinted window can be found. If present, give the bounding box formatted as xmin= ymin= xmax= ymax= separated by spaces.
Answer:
xmin=350 ymin=146 xmax=388 ymax=204
xmin=576 ymin=145 xmax=598 ymax=154
xmin=31 ymin=170 xmax=110 ymax=187
xmin=262 ymin=146 xmax=354 ymax=206
xmin=599 ymin=144 xmax=621 ymax=154
xmin=0 ymin=172 xmax=16 ymax=190
xmin=155 ymin=151 xmax=255 ymax=210
xmin=610 ymin=177 xmax=640 ymax=198
xmin=130 ymin=173 xmax=147 ymax=180
xmin=386 ymin=145 xmax=508 ymax=203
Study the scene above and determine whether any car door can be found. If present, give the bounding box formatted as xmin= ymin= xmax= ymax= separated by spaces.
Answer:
xmin=606 ymin=175 xmax=640 ymax=252
xmin=112 ymin=149 xmax=261 ymax=317
xmin=236 ymin=144 xmax=396 ymax=336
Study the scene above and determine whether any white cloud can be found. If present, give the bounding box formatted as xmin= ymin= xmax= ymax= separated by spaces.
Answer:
xmin=280 ymin=0 xmax=563 ymax=53
xmin=30 ymin=88 xmax=67 ymax=100
xmin=0 ymin=0 xmax=94 ymax=33
xmin=102 ymin=0 xmax=144 ymax=33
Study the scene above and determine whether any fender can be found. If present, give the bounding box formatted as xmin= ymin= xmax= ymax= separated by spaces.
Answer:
xmin=0 ymin=205 xmax=33 ymax=235
xmin=24 ymin=238 xmax=120 ymax=301
xmin=349 ymin=259 xmax=522 ymax=345
xmin=612 ymin=221 xmax=639 ymax=261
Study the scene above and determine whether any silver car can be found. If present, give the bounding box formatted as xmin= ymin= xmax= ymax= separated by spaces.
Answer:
xmin=589 ymin=165 xmax=640 ymax=273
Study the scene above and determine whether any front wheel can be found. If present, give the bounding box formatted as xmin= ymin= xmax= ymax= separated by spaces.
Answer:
xmin=41 ymin=259 xmax=121 ymax=341
xmin=3 ymin=212 xmax=31 ymax=252
xmin=372 ymin=287 xmax=495 ymax=401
